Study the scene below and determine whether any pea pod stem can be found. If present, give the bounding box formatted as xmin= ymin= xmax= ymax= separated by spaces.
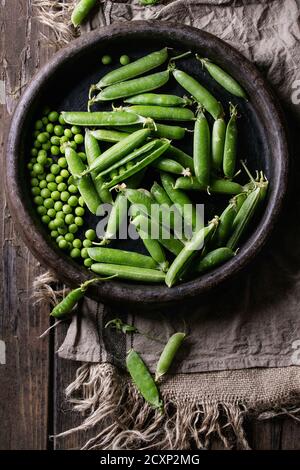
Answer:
xmin=155 ymin=332 xmax=186 ymax=381
xmin=126 ymin=349 xmax=163 ymax=412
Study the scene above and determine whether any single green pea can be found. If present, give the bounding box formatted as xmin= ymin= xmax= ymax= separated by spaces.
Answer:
xmin=56 ymin=235 xmax=64 ymax=243
xmin=81 ymin=247 xmax=88 ymax=259
xmin=58 ymin=157 xmax=67 ymax=168
xmin=78 ymin=151 xmax=87 ymax=162
xmin=38 ymin=148 xmax=47 ymax=158
xmin=75 ymin=206 xmax=85 ymax=216
xmin=51 ymin=146 xmax=60 ymax=156
xmin=61 ymin=169 xmax=69 ymax=179
xmin=31 ymin=178 xmax=39 ymax=187
xmin=64 ymin=128 xmax=73 ymax=139
xmin=37 ymin=154 xmax=48 ymax=166
xmin=37 ymin=205 xmax=47 ymax=215
xmin=42 ymin=142 xmax=51 ymax=151
xmin=33 ymin=140 xmax=42 ymax=149
xmin=54 ymin=125 xmax=64 ymax=136
xmin=102 ymin=55 xmax=112 ymax=65
xmin=68 ymin=195 xmax=78 ymax=207
xmin=85 ymin=229 xmax=96 ymax=241
xmin=83 ymin=239 xmax=92 ymax=248
xmin=31 ymin=187 xmax=41 ymax=196
xmin=34 ymin=196 xmax=43 ymax=206
xmin=60 ymin=145 xmax=66 ymax=154
xmin=42 ymin=116 xmax=49 ymax=125
xmin=109 ymin=169 xmax=118 ymax=179
xmin=78 ymin=196 xmax=85 ymax=207
xmin=27 ymin=163 xmax=33 ymax=170
xmin=35 ymin=120 xmax=43 ymax=130
xmin=47 ymin=182 xmax=57 ymax=192
xmin=44 ymin=198 xmax=55 ymax=209
xmin=46 ymin=173 xmax=55 ymax=182
xmin=68 ymin=184 xmax=78 ymax=194
xmin=120 ymin=55 xmax=130 ymax=66
xmin=59 ymin=114 xmax=66 ymax=125
xmin=31 ymin=148 xmax=38 ymax=157
xmin=65 ymin=233 xmax=74 ymax=242
xmin=57 ymin=182 xmax=67 ymax=192
xmin=37 ymin=173 xmax=46 ymax=180
xmin=46 ymin=123 xmax=54 ymax=133
xmin=71 ymin=125 xmax=81 ymax=135
xmin=50 ymin=164 xmax=60 ymax=175
xmin=65 ymin=213 xmax=75 ymax=225
xmin=61 ymin=191 xmax=70 ymax=202
xmin=54 ymin=218 xmax=65 ymax=228
xmin=33 ymin=163 xmax=44 ymax=175
xmin=69 ymin=224 xmax=78 ymax=234
xmin=48 ymin=221 xmax=56 ymax=230
xmin=74 ymin=133 xmax=84 ymax=144
xmin=47 ymin=208 xmax=56 ymax=218
xmin=42 ymin=215 xmax=50 ymax=224
xmin=75 ymin=216 xmax=84 ymax=226
xmin=62 ymin=204 xmax=72 ymax=214
xmin=30 ymin=157 xmax=37 ymax=164
xmin=69 ymin=141 xmax=77 ymax=150
xmin=55 ymin=175 xmax=64 ymax=184
xmin=56 ymin=210 xmax=64 ymax=219
xmin=84 ymin=258 xmax=93 ymax=268
xmin=50 ymin=230 xmax=59 ymax=238
xmin=72 ymin=238 xmax=82 ymax=249
xmin=48 ymin=111 xmax=59 ymax=123
xmin=58 ymin=226 xmax=67 ymax=235
xmin=58 ymin=239 xmax=68 ymax=249
xmin=51 ymin=191 xmax=61 ymax=201
xmin=54 ymin=201 xmax=63 ymax=212
xmin=70 ymin=248 xmax=81 ymax=258
xmin=51 ymin=136 xmax=61 ymax=145
xmin=37 ymin=132 xmax=48 ymax=144
xmin=39 ymin=179 xmax=47 ymax=189
xmin=41 ymin=188 xmax=51 ymax=199
xmin=60 ymin=136 xmax=69 ymax=145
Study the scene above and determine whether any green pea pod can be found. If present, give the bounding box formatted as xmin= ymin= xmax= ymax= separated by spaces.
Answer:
xmin=125 ymin=93 xmax=192 ymax=107
xmin=82 ymin=128 xmax=151 ymax=175
xmin=97 ymin=140 xmax=159 ymax=178
xmin=61 ymin=111 xmax=146 ymax=127
xmin=132 ymin=214 xmax=184 ymax=256
xmin=172 ymin=68 xmax=223 ymax=120
xmin=160 ymin=172 xmax=202 ymax=234
xmin=126 ymin=188 xmax=155 ymax=216
xmin=90 ymin=129 xmax=130 ymax=143
xmin=87 ymin=247 xmax=158 ymax=270
xmin=93 ymin=48 xmax=168 ymax=89
xmin=125 ymin=105 xmax=195 ymax=122
xmin=84 ymin=131 xmax=113 ymax=204
xmin=227 ymin=177 xmax=268 ymax=250
xmin=114 ymin=123 xmax=187 ymax=140
xmin=126 ymin=349 xmax=163 ymax=412
xmin=101 ymin=141 xmax=170 ymax=189
xmin=196 ymin=247 xmax=234 ymax=273
xmin=197 ymin=57 xmax=247 ymax=99
xmin=155 ymin=332 xmax=186 ymax=381
xmin=91 ymin=70 xmax=170 ymax=103
xmin=91 ymin=263 xmax=166 ymax=283
xmin=99 ymin=193 xmax=128 ymax=245
xmin=152 ymin=158 xmax=189 ymax=176
xmin=193 ymin=110 xmax=211 ymax=188
xmin=65 ymin=147 xmax=101 ymax=215
xmin=223 ymin=104 xmax=238 ymax=179
xmin=212 ymin=117 xmax=226 ymax=172
xmin=151 ymin=181 xmax=183 ymax=231
xmin=165 ymin=217 xmax=219 ymax=287
xmin=213 ymin=193 xmax=247 ymax=247
xmin=71 ymin=0 xmax=97 ymax=27
xmin=165 ymin=145 xmax=194 ymax=173
xmin=134 ymin=223 xmax=169 ymax=272
xmin=174 ymin=176 xmax=243 ymax=195
xmin=51 ymin=278 xmax=105 ymax=318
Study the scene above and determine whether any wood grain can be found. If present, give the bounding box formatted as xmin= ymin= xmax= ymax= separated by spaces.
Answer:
xmin=0 ymin=0 xmax=299 ymax=450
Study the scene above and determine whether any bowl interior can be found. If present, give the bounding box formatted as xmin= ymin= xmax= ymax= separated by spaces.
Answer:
xmin=7 ymin=23 xmax=288 ymax=307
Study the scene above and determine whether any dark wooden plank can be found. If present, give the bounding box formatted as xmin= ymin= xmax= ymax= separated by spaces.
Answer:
xmin=0 ymin=0 xmax=54 ymax=450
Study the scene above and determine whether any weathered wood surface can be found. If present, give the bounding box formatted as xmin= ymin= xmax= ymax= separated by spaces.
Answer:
xmin=0 ymin=0 xmax=299 ymax=450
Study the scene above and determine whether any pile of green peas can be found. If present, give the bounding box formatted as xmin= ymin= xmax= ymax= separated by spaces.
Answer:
xmin=28 ymin=107 xmax=98 ymax=267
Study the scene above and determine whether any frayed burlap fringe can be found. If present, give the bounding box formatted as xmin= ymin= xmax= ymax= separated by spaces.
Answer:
xmin=32 ymin=0 xmax=79 ymax=46
xmin=55 ymin=363 xmax=252 ymax=450
xmin=32 ymin=270 xmax=67 ymax=306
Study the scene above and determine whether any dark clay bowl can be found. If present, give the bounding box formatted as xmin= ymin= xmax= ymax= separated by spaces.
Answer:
xmin=6 ymin=21 xmax=288 ymax=308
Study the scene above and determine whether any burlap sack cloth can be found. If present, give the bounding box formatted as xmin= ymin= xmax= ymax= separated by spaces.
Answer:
xmin=34 ymin=0 xmax=300 ymax=449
